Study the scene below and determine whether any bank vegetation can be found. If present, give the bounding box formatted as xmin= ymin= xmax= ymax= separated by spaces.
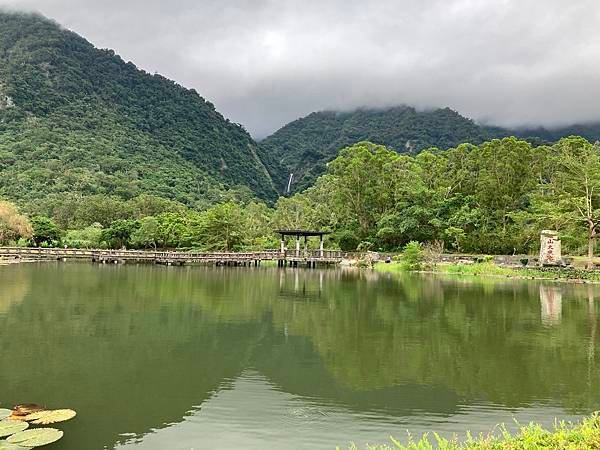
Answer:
xmin=344 ymin=413 xmax=600 ymax=449
xmin=1 ymin=136 xmax=600 ymax=264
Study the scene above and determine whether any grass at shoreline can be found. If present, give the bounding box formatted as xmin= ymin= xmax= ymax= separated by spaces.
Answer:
xmin=374 ymin=261 xmax=600 ymax=282
xmin=342 ymin=413 xmax=600 ymax=449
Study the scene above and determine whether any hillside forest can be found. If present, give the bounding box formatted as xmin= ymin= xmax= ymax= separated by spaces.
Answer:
xmin=258 ymin=106 xmax=600 ymax=193
xmin=3 ymin=136 xmax=600 ymax=258
xmin=0 ymin=11 xmax=276 ymax=209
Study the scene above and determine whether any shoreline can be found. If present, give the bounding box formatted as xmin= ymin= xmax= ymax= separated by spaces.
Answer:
xmin=343 ymin=412 xmax=600 ymax=449
xmin=373 ymin=261 xmax=600 ymax=284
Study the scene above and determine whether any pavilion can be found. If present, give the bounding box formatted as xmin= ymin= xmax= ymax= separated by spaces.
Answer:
xmin=275 ymin=229 xmax=330 ymax=258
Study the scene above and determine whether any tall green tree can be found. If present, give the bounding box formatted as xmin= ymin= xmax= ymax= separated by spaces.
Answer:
xmin=131 ymin=216 xmax=160 ymax=249
xmin=31 ymin=216 xmax=62 ymax=246
xmin=533 ymin=137 xmax=600 ymax=267
xmin=101 ymin=219 xmax=138 ymax=249
xmin=195 ymin=202 xmax=246 ymax=251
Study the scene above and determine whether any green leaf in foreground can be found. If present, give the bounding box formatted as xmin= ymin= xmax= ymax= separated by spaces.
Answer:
xmin=6 ymin=429 xmax=63 ymax=447
xmin=0 ymin=421 xmax=28 ymax=438
xmin=0 ymin=411 xmax=10 ymax=421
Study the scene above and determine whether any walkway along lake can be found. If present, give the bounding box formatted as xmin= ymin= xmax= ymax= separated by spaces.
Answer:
xmin=1 ymin=263 xmax=598 ymax=449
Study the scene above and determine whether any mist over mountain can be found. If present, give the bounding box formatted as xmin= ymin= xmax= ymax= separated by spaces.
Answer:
xmin=2 ymin=0 xmax=599 ymax=139
xmin=2 ymin=10 xmax=600 ymax=206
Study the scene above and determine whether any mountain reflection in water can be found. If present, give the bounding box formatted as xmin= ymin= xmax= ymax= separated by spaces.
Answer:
xmin=0 ymin=264 xmax=598 ymax=449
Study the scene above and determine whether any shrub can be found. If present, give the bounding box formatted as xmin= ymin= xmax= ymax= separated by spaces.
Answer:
xmin=401 ymin=241 xmax=424 ymax=271
xmin=337 ymin=230 xmax=360 ymax=251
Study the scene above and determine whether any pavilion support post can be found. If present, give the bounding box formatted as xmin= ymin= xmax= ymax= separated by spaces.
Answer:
xmin=295 ymin=235 xmax=300 ymax=257
xmin=319 ymin=235 xmax=324 ymax=258
xmin=304 ymin=236 xmax=308 ymax=255
xmin=280 ymin=237 xmax=285 ymax=254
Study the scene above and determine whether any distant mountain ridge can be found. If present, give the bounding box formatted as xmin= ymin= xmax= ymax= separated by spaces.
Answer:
xmin=258 ymin=106 xmax=600 ymax=193
xmin=0 ymin=11 xmax=276 ymax=210
xmin=3 ymin=11 xmax=600 ymax=207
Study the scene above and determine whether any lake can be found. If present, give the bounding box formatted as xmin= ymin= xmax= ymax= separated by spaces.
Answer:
xmin=1 ymin=263 xmax=598 ymax=449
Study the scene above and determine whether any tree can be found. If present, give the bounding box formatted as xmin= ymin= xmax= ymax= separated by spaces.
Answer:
xmin=469 ymin=138 xmax=536 ymax=253
xmin=156 ymin=212 xmax=188 ymax=248
xmin=131 ymin=216 xmax=160 ymax=249
xmin=533 ymin=137 xmax=600 ymax=267
xmin=64 ymin=224 xmax=103 ymax=249
xmin=0 ymin=200 xmax=32 ymax=245
xmin=101 ymin=219 xmax=138 ymax=249
xmin=194 ymin=202 xmax=245 ymax=251
xmin=242 ymin=202 xmax=277 ymax=250
xmin=128 ymin=195 xmax=186 ymax=219
xmin=31 ymin=216 xmax=62 ymax=246
xmin=337 ymin=230 xmax=360 ymax=251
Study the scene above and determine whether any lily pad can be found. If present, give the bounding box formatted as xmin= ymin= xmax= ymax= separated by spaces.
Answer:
xmin=24 ymin=409 xmax=76 ymax=425
xmin=7 ymin=429 xmax=63 ymax=447
xmin=0 ymin=441 xmax=28 ymax=450
xmin=0 ymin=411 xmax=10 ymax=421
xmin=0 ymin=421 xmax=28 ymax=438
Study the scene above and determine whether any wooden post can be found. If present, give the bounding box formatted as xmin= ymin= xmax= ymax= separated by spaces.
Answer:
xmin=295 ymin=234 xmax=300 ymax=257
xmin=319 ymin=234 xmax=324 ymax=258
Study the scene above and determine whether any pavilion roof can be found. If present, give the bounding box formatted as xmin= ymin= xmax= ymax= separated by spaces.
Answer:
xmin=274 ymin=229 xmax=331 ymax=237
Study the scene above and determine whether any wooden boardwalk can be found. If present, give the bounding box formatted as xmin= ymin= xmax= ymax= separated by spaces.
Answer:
xmin=0 ymin=247 xmax=343 ymax=267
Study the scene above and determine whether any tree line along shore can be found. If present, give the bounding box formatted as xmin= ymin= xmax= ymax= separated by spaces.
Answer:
xmin=1 ymin=136 xmax=600 ymax=264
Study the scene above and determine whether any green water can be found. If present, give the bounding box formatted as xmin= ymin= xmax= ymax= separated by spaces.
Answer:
xmin=0 ymin=263 xmax=598 ymax=449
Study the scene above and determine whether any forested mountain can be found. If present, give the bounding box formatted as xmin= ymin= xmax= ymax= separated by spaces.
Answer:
xmin=0 ymin=11 xmax=276 ymax=212
xmin=258 ymin=106 xmax=600 ymax=193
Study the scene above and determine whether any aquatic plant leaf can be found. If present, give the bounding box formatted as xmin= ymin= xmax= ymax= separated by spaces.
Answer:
xmin=0 ymin=411 xmax=10 ymax=421
xmin=4 ymin=417 xmax=24 ymax=424
xmin=24 ymin=409 xmax=76 ymax=425
xmin=0 ymin=421 xmax=28 ymax=438
xmin=7 ymin=429 xmax=63 ymax=447
xmin=0 ymin=441 xmax=28 ymax=450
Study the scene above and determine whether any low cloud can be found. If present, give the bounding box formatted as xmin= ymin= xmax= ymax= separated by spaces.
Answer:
xmin=1 ymin=0 xmax=599 ymax=137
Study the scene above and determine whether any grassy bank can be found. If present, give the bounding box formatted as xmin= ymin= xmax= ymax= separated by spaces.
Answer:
xmin=342 ymin=413 xmax=600 ymax=449
xmin=374 ymin=261 xmax=600 ymax=283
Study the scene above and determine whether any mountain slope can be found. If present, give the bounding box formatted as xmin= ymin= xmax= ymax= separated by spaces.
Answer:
xmin=0 ymin=11 xmax=276 ymax=209
xmin=258 ymin=106 xmax=600 ymax=193
xmin=258 ymin=106 xmax=501 ymax=193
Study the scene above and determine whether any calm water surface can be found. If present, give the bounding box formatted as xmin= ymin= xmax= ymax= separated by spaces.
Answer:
xmin=1 ymin=263 xmax=599 ymax=449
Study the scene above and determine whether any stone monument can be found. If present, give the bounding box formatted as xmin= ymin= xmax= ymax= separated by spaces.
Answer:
xmin=539 ymin=230 xmax=561 ymax=266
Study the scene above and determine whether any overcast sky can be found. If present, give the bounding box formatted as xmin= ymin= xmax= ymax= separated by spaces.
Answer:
xmin=1 ymin=0 xmax=599 ymax=138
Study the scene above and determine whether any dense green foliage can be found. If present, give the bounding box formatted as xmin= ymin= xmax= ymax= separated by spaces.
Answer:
xmin=2 ymin=137 xmax=600 ymax=260
xmin=4 ymin=136 xmax=600 ymax=258
xmin=274 ymin=137 xmax=600 ymax=257
xmin=30 ymin=215 xmax=61 ymax=246
xmin=258 ymin=106 xmax=600 ymax=193
xmin=346 ymin=413 xmax=600 ymax=449
xmin=2 ymin=13 xmax=600 ymax=256
xmin=0 ymin=11 xmax=276 ymax=211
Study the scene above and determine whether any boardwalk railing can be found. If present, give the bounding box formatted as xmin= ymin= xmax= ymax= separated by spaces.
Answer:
xmin=0 ymin=247 xmax=343 ymax=264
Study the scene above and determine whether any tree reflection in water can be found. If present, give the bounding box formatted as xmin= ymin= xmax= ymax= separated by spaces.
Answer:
xmin=0 ymin=264 xmax=598 ymax=449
